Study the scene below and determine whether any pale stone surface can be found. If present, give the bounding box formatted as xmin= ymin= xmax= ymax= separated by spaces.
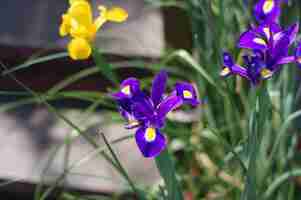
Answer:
xmin=0 ymin=0 xmax=164 ymax=58
xmin=0 ymin=107 xmax=160 ymax=193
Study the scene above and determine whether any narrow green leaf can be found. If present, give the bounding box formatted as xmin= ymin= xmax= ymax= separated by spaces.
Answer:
xmin=2 ymin=52 xmax=68 ymax=75
xmin=100 ymin=133 xmax=147 ymax=199
xmin=241 ymin=109 xmax=257 ymax=200
xmin=155 ymin=149 xmax=184 ymax=200
xmin=263 ymin=169 xmax=301 ymax=199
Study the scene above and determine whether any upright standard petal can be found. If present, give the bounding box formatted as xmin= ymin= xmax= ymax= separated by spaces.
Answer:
xmin=68 ymin=0 xmax=93 ymax=29
xmin=283 ymin=23 xmax=299 ymax=46
xmin=268 ymin=35 xmax=290 ymax=68
xmin=157 ymin=94 xmax=182 ymax=123
xmin=151 ymin=70 xmax=168 ymax=107
xmin=175 ymin=82 xmax=200 ymax=106
xmin=135 ymin=127 xmax=166 ymax=158
xmin=132 ymin=97 xmax=155 ymax=123
xmin=256 ymin=22 xmax=282 ymax=40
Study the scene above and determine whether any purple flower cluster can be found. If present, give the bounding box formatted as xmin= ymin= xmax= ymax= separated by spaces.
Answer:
xmin=112 ymin=71 xmax=200 ymax=158
xmin=221 ymin=0 xmax=301 ymax=85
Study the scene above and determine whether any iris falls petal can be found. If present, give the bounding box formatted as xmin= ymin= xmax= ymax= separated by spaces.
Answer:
xmin=238 ymin=30 xmax=267 ymax=50
xmin=135 ymin=127 xmax=166 ymax=158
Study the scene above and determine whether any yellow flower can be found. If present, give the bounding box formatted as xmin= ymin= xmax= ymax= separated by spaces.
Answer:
xmin=68 ymin=37 xmax=92 ymax=60
xmin=59 ymin=0 xmax=128 ymax=60
xmin=60 ymin=0 xmax=95 ymax=41
xmin=95 ymin=6 xmax=129 ymax=30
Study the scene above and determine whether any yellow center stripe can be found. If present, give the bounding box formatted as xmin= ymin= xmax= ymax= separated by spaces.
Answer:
xmin=145 ymin=128 xmax=156 ymax=142
xmin=263 ymin=0 xmax=274 ymax=14
xmin=253 ymin=38 xmax=267 ymax=46
xmin=121 ymin=85 xmax=131 ymax=95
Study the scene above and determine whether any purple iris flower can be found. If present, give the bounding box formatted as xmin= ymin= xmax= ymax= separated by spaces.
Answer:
xmin=221 ymin=22 xmax=299 ymax=85
xmin=111 ymin=71 xmax=200 ymax=158
xmin=221 ymin=0 xmax=301 ymax=86
xmin=253 ymin=0 xmax=287 ymax=23
xmin=221 ymin=52 xmax=266 ymax=85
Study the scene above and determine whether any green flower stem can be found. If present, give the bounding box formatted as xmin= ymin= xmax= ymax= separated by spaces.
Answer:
xmin=243 ymin=85 xmax=271 ymax=200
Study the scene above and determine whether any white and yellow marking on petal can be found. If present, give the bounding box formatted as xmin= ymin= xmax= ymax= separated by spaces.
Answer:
xmin=220 ymin=67 xmax=231 ymax=76
xmin=263 ymin=0 xmax=275 ymax=14
xmin=263 ymin=27 xmax=270 ymax=39
xmin=183 ymin=90 xmax=193 ymax=99
xmin=260 ymin=68 xmax=273 ymax=79
xmin=297 ymin=57 xmax=301 ymax=64
xmin=253 ymin=37 xmax=267 ymax=46
xmin=121 ymin=85 xmax=131 ymax=95
xmin=127 ymin=120 xmax=139 ymax=127
xmin=145 ymin=127 xmax=156 ymax=142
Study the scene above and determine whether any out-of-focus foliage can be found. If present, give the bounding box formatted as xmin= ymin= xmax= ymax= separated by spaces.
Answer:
xmin=2 ymin=0 xmax=301 ymax=199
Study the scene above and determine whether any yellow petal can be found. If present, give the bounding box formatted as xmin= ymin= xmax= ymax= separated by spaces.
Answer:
xmin=69 ymin=0 xmax=87 ymax=5
xmin=59 ymin=14 xmax=72 ymax=36
xmin=70 ymin=24 xmax=96 ymax=41
xmin=68 ymin=38 xmax=92 ymax=60
xmin=68 ymin=1 xmax=93 ymax=28
xmin=105 ymin=7 xmax=128 ymax=22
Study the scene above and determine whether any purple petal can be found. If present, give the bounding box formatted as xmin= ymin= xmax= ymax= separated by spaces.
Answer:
xmin=231 ymin=64 xmax=249 ymax=79
xmin=253 ymin=0 xmax=281 ymax=23
xmin=270 ymin=35 xmax=290 ymax=66
xmin=157 ymin=94 xmax=182 ymax=121
xmin=256 ymin=22 xmax=282 ymax=40
xmin=119 ymin=108 xmax=141 ymax=129
xmin=174 ymin=82 xmax=200 ymax=106
xmin=221 ymin=52 xmax=234 ymax=77
xmin=277 ymin=56 xmax=295 ymax=65
xmin=238 ymin=29 xmax=267 ymax=50
xmin=223 ymin=52 xmax=235 ymax=67
xmin=284 ymin=23 xmax=299 ymax=46
xmin=222 ymin=53 xmax=250 ymax=80
xmin=132 ymin=97 xmax=154 ymax=122
xmin=151 ymin=70 xmax=168 ymax=107
xmin=111 ymin=78 xmax=141 ymax=99
xmin=135 ymin=127 xmax=166 ymax=158
xmin=243 ymin=55 xmax=267 ymax=85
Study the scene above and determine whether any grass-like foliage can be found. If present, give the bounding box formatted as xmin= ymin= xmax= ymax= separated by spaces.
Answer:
xmin=1 ymin=0 xmax=301 ymax=199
